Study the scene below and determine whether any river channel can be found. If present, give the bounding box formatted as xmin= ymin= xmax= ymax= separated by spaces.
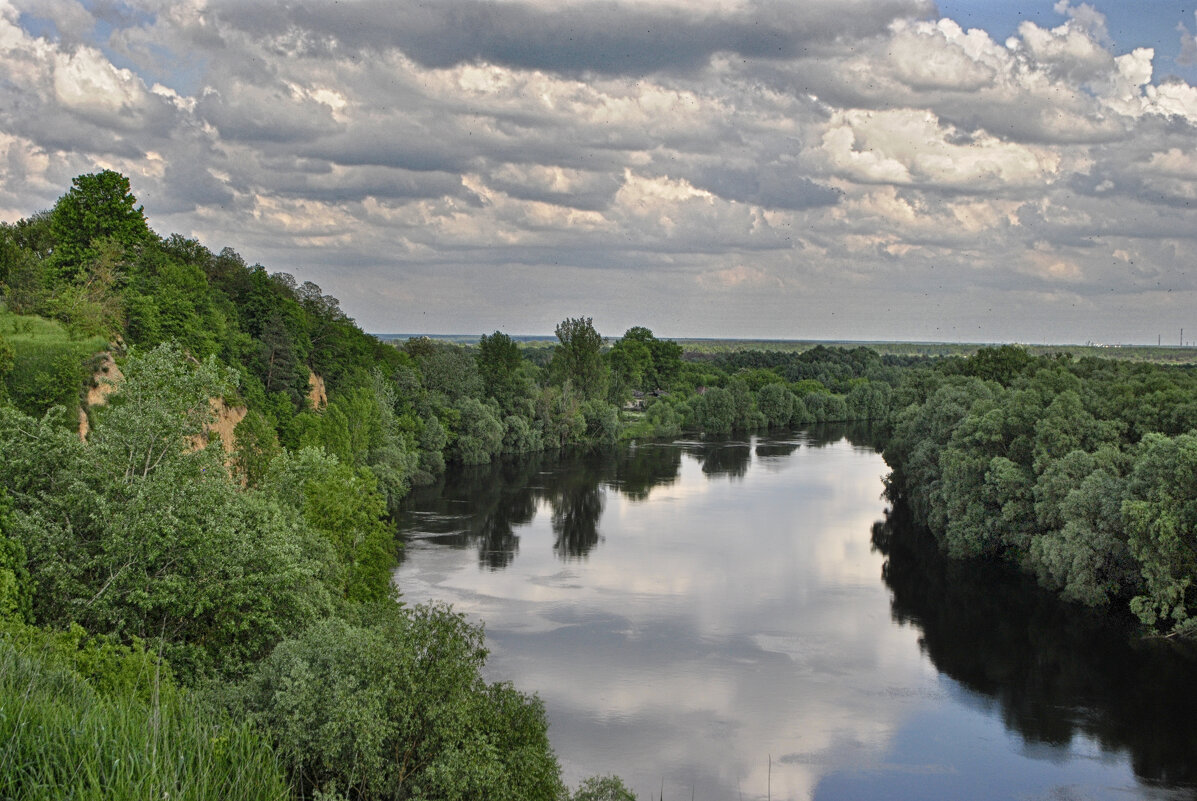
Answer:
xmin=393 ymin=426 xmax=1197 ymax=801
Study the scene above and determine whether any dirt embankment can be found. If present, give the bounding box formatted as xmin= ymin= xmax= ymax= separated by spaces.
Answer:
xmin=308 ymin=371 xmax=327 ymax=410
xmin=79 ymin=353 xmax=250 ymax=454
xmin=189 ymin=398 xmax=248 ymax=453
xmin=79 ymin=353 xmax=123 ymax=441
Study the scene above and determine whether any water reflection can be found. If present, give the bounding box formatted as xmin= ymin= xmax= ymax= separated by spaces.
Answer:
xmin=400 ymin=454 xmax=544 ymax=569
xmin=807 ymin=421 xmax=884 ymax=450
xmin=610 ymin=444 xmax=682 ymax=501
xmin=399 ymin=446 xmax=687 ymax=566
xmin=394 ymin=431 xmax=1190 ymax=800
xmin=550 ymin=464 xmax=605 ymax=560
xmin=754 ymin=440 xmax=800 ymax=459
xmin=680 ymin=441 xmax=753 ymax=478
xmin=872 ymin=505 xmax=1197 ymax=791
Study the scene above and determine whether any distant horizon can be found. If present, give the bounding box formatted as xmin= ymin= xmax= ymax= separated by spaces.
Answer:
xmin=370 ymin=331 xmax=1197 ymax=350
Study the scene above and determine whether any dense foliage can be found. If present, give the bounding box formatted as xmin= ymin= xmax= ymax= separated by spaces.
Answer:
xmin=884 ymin=345 xmax=1197 ymax=638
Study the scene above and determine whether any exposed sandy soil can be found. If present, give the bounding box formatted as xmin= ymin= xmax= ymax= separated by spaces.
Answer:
xmin=79 ymin=352 xmax=248 ymax=454
xmin=308 ymin=371 xmax=327 ymax=410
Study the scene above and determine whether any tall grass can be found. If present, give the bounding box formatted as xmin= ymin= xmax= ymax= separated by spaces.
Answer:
xmin=0 ymin=638 xmax=289 ymax=801
xmin=0 ymin=310 xmax=108 ymax=417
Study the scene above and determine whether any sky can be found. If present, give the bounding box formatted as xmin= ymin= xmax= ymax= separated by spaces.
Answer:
xmin=2 ymin=0 xmax=1196 ymax=344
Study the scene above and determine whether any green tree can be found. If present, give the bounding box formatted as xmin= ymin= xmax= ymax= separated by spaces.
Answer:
xmin=257 ymin=310 xmax=307 ymax=408
xmin=244 ymin=603 xmax=564 ymax=801
xmin=0 ymin=346 xmax=334 ymax=679
xmin=551 ymin=317 xmax=608 ymax=402
xmin=624 ymin=326 xmax=682 ymax=390
xmin=48 ymin=170 xmax=151 ymax=284
xmin=303 ymin=465 xmax=396 ymax=604
xmin=264 ymin=447 xmax=396 ymax=604
xmin=961 ymin=344 xmax=1035 ymax=385
xmin=1030 ymin=461 xmax=1133 ymax=607
xmin=572 ymin=775 xmax=638 ymax=801
xmin=232 ymin=408 xmax=282 ymax=488
xmin=407 ymin=338 xmax=482 ymax=403
xmin=607 ymin=335 xmax=651 ymax=401
xmin=0 ymin=489 xmax=31 ymax=623
xmin=697 ymin=387 xmax=735 ymax=434
xmin=757 ymin=382 xmax=794 ymax=428
xmin=0 ymin=333 xmax=13 ymax=398
xmin=452 ymin=397 xmax=505 ymax=465
xmin=1123 ymin=432 xmax=1197 ymax=636
xmin=478 ymin=331 xmax=529 ymax=415
xmin=91 ymin=342 xmax=234 ymax=482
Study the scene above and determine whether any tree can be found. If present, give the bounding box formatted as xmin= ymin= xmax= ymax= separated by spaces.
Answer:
xmin=257 ymin=310 xmax=307 ymax=407
xmin=244 ymin=603 xmax=565 ymax=801
xmin=0 ymin=489 xmax=31 ymax=623
xmin=572 ymin=775 xmax=638 ymax=801
xmin=551 ymin=317 xmax=608 ymax=402
xmin=697 ymin=387 xmax=735 ymax=434
xmin=232 ymin=408 xmax=282 ymax=488
xmin=0 ymin=333 xmax=13 ymax=397
xmin=91 ymin=342 xmax=235 ymax=482
xmin=607 ymin=334 xmax=651 ymax=401
xmin=478 ymin=331 xmax=528 ymax=415
xmin=48 ymin=170 xmax=151 ymax=283
xmin=609 ymin=326 xmax=682 ymax=393
xmin=452 ymin=397 xmax=505 ymax=465
xmin=961 ymin=344 xmax=1035 ymax=385
xmin=1123 ymin=432 xmax=1197 ymax=636
xmin=263 ymin=447 xmax=396 ymax=604
xmin=757 ymin=382 xmax=794 ymax=428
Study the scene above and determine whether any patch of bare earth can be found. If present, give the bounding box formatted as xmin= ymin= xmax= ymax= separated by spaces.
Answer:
xmin=189 ymin=398 xmax=248 ymax=454
xmin=308 ymin=371 xmax=327 ymax=410
xmin=79 ymin=352 xmax=123 ymax=441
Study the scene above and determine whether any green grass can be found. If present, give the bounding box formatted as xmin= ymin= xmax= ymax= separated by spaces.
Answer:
xmin=0 ymin=310 xmax=108 ymax=417
xmin=0 ymin=636 xmax=289 ymax=801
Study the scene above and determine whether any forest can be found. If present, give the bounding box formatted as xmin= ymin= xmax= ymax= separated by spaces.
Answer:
xmin=0 ymin=171 xmax=1195 ymax=800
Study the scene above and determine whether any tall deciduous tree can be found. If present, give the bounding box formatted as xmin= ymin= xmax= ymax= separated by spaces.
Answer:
xmin=478 ymin=331 xmax=527 ymax=415
xmin=49 ymin=170 xmax=151 ymax=283
xmin=551 ymin=317 xmax=608 ymax=402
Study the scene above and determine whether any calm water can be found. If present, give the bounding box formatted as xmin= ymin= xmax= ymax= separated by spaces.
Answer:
xmin=394 ymin=427 xmax=1197 ymax=801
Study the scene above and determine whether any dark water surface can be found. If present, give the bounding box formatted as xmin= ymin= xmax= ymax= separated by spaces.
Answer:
xmin=394 ymin=427 xmax=1197 ymax=800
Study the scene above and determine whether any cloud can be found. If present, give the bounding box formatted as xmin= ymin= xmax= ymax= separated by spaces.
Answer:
xmin=208 ymin=0 xmax=936 ymax=77
xmin=0 ymin=0 xmax=1195 ymax=343
xmin=817 ymin=109 xmax=1060 ymax=190
xmin=1180 ymin=13 xmax=1197 ymax=67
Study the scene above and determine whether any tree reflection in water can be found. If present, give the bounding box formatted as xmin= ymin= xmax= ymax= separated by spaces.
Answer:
xmin=398 ymin=455 xmax=544 ymax=569
xmin=872 ymin=504 xmax=1197 ymax=789
xmin=680 ymin=441 xmax=752 ymax=478
xmin=397 ymin=427 xmax=883 ymax=568
xmin=398 ymin=444 xmax=686 ymax=566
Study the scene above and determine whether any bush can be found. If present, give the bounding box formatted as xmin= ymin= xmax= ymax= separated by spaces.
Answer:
xmin=244 ymin=603 xmax=564 ymax=801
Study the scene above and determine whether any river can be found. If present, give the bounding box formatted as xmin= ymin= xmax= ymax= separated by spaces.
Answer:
xmin=393 ymin=426 xmax=1197 ymax=801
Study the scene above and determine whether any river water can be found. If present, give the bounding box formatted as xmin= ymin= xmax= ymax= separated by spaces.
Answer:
xmin=393 ymin=427 xmax=1197 ymax=801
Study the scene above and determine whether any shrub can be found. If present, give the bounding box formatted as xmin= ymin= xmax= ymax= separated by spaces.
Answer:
xmin=244 ymin=603 xmax=564 ymax=801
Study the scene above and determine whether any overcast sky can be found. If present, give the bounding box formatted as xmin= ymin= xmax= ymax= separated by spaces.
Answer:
xmin=2 ymin=0 xmax=1196 ymax=343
